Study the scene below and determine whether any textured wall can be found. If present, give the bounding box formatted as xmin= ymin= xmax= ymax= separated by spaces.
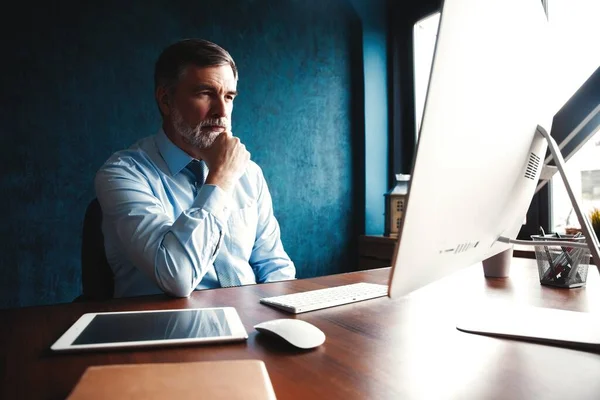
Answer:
xmin=349 ymin=0 xmax=389 ymax=235
xmin=0 ymin=0 xmax=364 ymax=308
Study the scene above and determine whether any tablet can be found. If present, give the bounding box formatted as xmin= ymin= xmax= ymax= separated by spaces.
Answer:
xmin=51 ymin=307 xmax=248 ymax=352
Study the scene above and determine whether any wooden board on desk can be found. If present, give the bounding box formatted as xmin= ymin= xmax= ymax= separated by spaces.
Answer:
xmin=67 ymin=360 xmax=276 ymax=400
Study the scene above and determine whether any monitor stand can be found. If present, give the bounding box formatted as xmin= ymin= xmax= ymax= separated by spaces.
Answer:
xmin=456 ymin=302 xmax=600 ymax=351
xmin=457 ymin=125 xmax=600 ymax=351
xmin=538 ymin=124 xmax=600 ymax=265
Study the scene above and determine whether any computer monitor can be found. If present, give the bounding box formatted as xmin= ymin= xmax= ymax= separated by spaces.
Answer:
xmin=536 ymin=65 xmax=600 ymax=193
xmin=388 ymin=0 xmax=554 ymax=298
xmin=385 ymin=0 xmax=600 ymax=350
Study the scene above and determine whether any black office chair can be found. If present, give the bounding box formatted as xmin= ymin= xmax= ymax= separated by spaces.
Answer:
xmin=80 ymin=198 xmax=114 ymax=301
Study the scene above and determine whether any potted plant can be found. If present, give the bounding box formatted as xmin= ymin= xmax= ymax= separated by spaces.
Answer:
xmin=590 ymin=208 xmax=600 ymax=241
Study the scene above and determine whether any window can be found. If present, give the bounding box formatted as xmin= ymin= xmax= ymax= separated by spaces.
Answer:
xmin=413 ymin=12 xmax=440 ymax=137
xmin=547 ymin=0 xmax=600 ymax=233
xmin=552 ymin=136 xmax=600 ymax=232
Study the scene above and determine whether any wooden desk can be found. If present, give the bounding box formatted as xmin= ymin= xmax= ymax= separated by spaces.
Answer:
xmin=357 ymin=235 xmax=594 ymax=268
xmin=2 ymin=259 xmax=600 ymax=399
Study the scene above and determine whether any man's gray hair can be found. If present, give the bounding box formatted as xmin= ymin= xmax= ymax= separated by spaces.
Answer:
xmin=154 ymin=38 xmax=238 ymax=92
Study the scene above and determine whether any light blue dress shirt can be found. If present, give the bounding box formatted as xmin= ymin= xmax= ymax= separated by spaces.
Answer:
xmin=95 ymin=129 xmax=296 ymax=298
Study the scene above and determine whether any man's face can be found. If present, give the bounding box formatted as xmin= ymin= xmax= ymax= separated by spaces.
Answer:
xmin=167 ymin=65 xmax=237 ymax=149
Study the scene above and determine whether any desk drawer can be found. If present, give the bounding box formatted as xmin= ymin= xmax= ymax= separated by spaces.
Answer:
xmin=358 ymin=235 xmax=397 ymax=270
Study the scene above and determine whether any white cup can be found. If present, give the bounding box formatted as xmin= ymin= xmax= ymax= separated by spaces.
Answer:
xmin=482 ymin=247 xmax=514 ymax=278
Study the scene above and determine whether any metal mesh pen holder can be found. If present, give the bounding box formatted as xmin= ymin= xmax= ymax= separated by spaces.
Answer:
xmin=531 ymin=234 xmax=590 ymax=288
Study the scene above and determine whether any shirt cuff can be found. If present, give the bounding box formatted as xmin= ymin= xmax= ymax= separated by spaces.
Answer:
xmin=192 ymin=184 xmax=232 ymax=223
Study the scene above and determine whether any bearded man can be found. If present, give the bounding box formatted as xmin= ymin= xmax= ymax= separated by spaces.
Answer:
xmin=95 ymin=39 xmax=295 ymax=298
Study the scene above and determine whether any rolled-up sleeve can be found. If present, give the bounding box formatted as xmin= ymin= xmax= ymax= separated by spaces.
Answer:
xmin=95 ymin=161 xmax=231 ymax=297
xmin=249 ymin=167 xmax=296 ymax=282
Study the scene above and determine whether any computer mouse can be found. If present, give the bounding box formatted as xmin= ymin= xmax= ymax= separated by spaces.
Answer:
xmin=254 ymin=319 xmax=326 ymax=349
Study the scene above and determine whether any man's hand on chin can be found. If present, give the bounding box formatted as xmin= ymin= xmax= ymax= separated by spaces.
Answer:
xmin=200 ymin=131 xmax=250 ymax=192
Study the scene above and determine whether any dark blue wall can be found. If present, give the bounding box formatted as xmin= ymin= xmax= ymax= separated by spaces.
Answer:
xmin=349 ymin=0 xmax=389 ymax=235
xmin=0 ymin=0 xmax=366 ymax=308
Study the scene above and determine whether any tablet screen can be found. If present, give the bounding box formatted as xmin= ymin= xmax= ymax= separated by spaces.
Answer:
xmin=73 ymin=309 xmax=232 ymax=345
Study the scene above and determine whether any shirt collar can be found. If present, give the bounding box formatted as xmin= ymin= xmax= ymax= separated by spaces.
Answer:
xmin=155 ymin=128 xmax=195 ymax=176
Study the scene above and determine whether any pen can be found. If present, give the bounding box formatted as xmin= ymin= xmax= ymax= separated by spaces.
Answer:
xmin=539 ymin=227 xmax=557 ymax=282
xmin=553 ymin=232 xmax=574 ymax=276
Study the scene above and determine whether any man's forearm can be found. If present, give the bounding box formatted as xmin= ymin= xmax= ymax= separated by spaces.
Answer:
xmin=121 ymin=184 xmax=231 ymax=297
xmin=97 ymin=167 xmax=231 ymax=297
xmin=152 ymin=211 xmax=224 ymax=297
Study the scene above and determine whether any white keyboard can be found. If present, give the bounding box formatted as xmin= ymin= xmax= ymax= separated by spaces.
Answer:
xmin=260 ymin=282 xmax=389 ymax=314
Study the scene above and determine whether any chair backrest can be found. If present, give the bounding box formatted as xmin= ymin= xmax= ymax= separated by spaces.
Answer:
xmin=81 ymin=198 xmax=114 ymax=300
